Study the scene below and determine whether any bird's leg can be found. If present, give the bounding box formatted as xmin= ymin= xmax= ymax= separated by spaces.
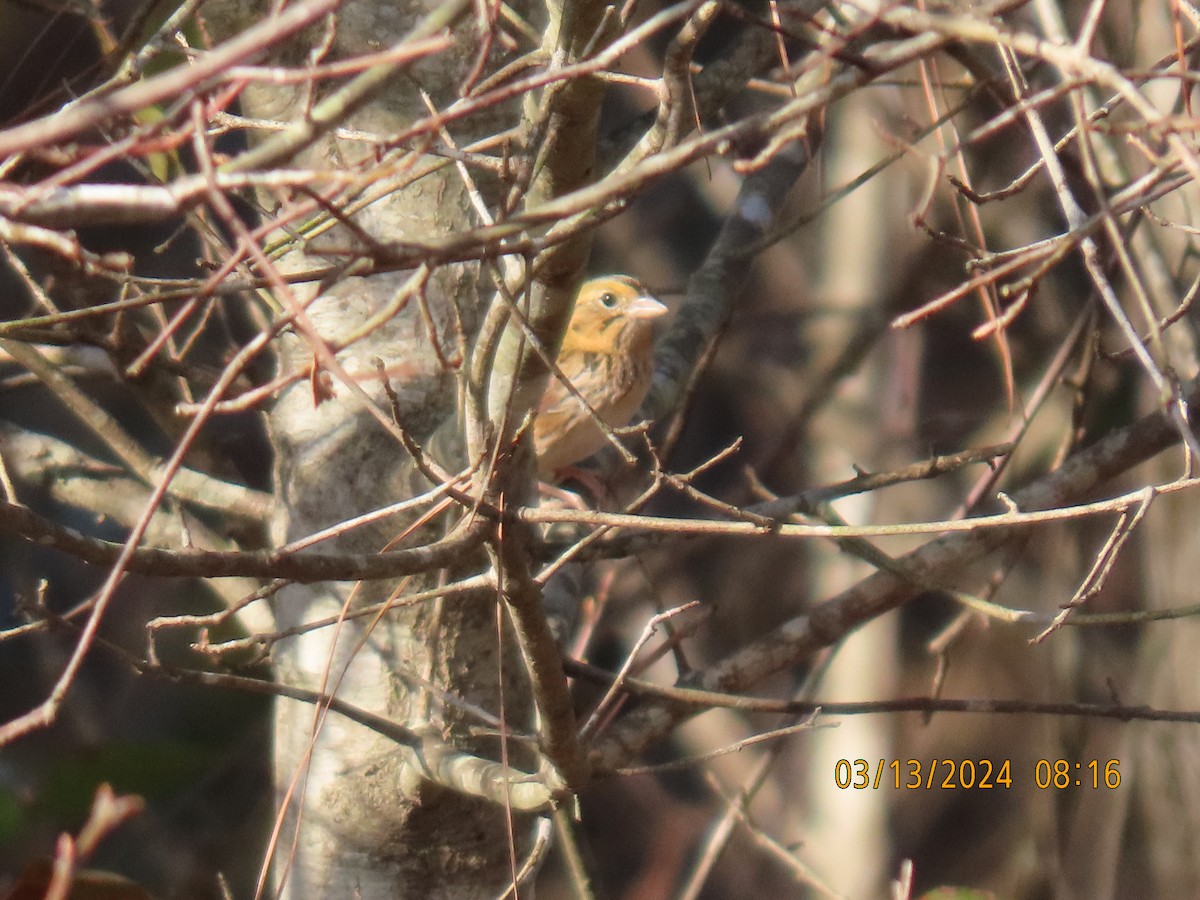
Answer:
xmin=538 ymin=466 xmax=613 ymax=510
xmin=537 ymin=479 xmax=589 ymax=510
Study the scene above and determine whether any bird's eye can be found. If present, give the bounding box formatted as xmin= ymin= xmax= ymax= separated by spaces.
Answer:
xmin=598 ymin=291 xmax=618 ymax=309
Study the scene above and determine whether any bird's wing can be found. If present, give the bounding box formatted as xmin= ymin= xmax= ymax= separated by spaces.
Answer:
xmin=533 ymin=352 xmax=595 ymax=440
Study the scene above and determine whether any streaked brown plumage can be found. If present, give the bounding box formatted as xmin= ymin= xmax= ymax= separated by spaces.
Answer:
xmin=533 ymin=275 xmax=668 ymax=476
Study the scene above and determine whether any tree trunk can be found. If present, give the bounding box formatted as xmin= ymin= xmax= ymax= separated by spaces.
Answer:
xmin=201 ymin=0 xmax=602 ymax=894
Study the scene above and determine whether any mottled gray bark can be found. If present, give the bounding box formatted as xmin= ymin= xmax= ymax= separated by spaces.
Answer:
xmin=198 ymin=0 xmax=601 ymax=894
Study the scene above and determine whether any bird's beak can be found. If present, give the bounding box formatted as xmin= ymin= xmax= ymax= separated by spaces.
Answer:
xmin=626 ymin=296 xmax=669 ymax=319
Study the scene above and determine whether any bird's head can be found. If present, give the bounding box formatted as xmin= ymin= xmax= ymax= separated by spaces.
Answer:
xmin=560 ymin=275 xmax=668 ymax=356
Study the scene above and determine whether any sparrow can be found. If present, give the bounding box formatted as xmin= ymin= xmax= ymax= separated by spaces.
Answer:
xmin=532 ymin=275 xmax=668 ymax=477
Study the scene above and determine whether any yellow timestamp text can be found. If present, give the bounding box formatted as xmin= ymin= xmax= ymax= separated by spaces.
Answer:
xmin=833 ymin=758 xmax=1123 ymax=790
xmin=834 ymin=758 xmax=1013 ymax=790
xmin=1034 ymin=759 xmax=1121 ymax=789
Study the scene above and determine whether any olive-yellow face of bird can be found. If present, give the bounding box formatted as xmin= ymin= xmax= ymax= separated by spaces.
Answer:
xmin=533 ymin=276 xmax=668 ymax=475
